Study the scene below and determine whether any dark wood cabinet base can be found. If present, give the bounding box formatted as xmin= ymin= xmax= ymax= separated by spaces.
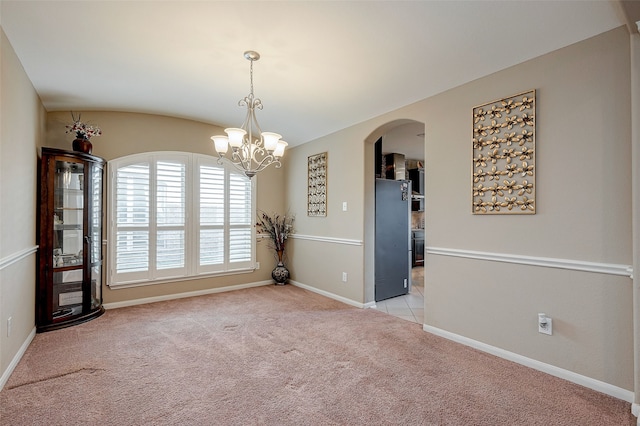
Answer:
xmin=36 ymin=306 xmax=105 ymax=333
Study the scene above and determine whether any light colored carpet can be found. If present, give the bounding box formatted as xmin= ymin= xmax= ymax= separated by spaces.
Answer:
xmin=1 ymin=285 xmax=635 ymax=425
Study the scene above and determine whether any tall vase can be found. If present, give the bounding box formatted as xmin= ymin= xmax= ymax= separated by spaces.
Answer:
xmin=272 ymin=249 xmax=290 ymax=285
xmin=72 ymin=138 xmax=93 ymax=154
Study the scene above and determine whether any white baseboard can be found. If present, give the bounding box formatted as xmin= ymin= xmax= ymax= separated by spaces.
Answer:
xmin=289 ymin=280 xmax=367 ymax=308
xmin=632 ymin=403 xmax=640 ymax=417
xmin=423 ymin=324 xmax=634 ymax=404
xmin=0 ymin=327 xmax=36 ymax=391
xmin=105 ymin=278 xmax=370 ymax=311
xmin=103 ymin=280 xmax=273 ymax=309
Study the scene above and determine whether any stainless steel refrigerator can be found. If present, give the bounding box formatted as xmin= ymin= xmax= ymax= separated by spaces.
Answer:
xmin=375 ymin=178 xmax=411 ymax=301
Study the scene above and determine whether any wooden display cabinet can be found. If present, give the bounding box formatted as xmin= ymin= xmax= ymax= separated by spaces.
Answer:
xmin=36 ymin=148 xmax=105 ymax=332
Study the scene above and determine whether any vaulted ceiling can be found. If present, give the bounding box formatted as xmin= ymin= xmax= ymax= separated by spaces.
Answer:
xmin=0 ymin=1 xmax=632 ymax=147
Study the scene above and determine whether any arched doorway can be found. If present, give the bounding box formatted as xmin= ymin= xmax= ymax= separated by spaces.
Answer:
xmin=363 ymin=119 xmax=426 ymax=320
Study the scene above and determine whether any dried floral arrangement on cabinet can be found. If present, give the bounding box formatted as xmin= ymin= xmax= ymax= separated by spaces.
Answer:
xmin=308 ymin=152 xmax=327 ymax=216
xmin=472 ymin=90 xmax=535 ymax=214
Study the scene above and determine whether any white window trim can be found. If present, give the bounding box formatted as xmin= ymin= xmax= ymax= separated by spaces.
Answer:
xmin=107 ymin=151 xmax=257 ymax=288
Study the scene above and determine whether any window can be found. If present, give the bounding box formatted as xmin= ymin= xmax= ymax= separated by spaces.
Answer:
xmin=108 ymin=152 xmax=255 ymax=287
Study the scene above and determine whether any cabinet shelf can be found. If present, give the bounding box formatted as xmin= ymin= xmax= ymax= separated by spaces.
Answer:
xmin=53 ymin=224 xmax=82 ymax=231
xmin=37 ymin=148 xmax=105 ymax=333
xmin=55 ymin=188 xmax=83 ymax=193
xmin=53 ymin=263 xmax=83 ymax=272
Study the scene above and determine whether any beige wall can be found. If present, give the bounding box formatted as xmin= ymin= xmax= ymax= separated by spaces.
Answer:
xmin=630 ymin=31 xmax=640 ymax=404
xmin=0 ymin=29 xmax=45 ymax=382
xmin=45 ymin=111 xmax=286 ymax=304
xmin=286 ymin=26 xmax=634 ymax=390
xmin=422 ymin=26 xmax=632 ymax=390
xmin=423 ymin=27 xmax=631 ymax=263
xmin=283 ymin=127 xmax=367 ymax=302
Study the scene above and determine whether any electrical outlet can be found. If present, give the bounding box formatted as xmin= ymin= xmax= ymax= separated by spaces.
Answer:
xmin=342 ymin=202 xmax=348 ymax=211
xmin=7 ymin=317 xmax=12 ymax=337
xmin=404 ymin=278 xmax=408 ymax=288
xmin=342 ymin=272 xmax=348 ymax=282
xmin=256 ymin=262 xmax=260 ymax=270
xmin=538 ymin=313 xmax=552 ymax=335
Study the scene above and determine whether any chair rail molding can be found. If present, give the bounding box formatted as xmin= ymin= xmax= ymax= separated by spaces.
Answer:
xmin=0 ymin=246 xmax=38 ymax=271
xmin=290 ymin=234 xmax=363 ymax=246
xmin=427 ymin=246 xmax=633 ymax=278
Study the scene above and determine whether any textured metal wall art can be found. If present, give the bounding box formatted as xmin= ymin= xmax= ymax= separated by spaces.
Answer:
xmin=472 ymin=90 xmax=535 ymax=214
xmin=308 ymin=152 xmax=327 ymax=216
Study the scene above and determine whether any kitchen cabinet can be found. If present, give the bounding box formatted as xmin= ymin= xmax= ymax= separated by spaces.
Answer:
xmin=408 ymin=169 xmax=424 ymax=195
xmin=36 ymin=148 xmax=105 ymax=332
xmin=409 ymin=169 xmax=424 ymax=211
xmin=412 ymin=230 xmax=424 ymax=267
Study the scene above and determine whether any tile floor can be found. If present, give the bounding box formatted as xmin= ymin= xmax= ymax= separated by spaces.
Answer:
xmin=372 ymin=266 xmax=424 ymax=324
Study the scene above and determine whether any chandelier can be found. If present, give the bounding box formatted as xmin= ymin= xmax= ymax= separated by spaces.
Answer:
xmin=211 ymin=50 xmax=287 ymax=178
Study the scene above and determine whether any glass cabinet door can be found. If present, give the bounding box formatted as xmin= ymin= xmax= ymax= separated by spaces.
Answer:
xmin=89 ymin=163 xmax=103 ymax=310
xmin=52 ymin=158 xmax=85 ymax=319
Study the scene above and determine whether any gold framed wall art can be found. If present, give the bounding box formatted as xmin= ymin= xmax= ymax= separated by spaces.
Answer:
xmin=472 ymin=90 xmax=536 ymax=214
xmin=308 ymin=152 xmax=327 ymax=217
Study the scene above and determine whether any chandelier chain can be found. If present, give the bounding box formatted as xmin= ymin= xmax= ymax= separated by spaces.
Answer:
xmin=249 ymin=58 xmax=254 ymax=98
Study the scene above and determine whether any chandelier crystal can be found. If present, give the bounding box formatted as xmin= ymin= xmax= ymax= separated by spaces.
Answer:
xmin=211 ymin=50 xmax=287 ymax=178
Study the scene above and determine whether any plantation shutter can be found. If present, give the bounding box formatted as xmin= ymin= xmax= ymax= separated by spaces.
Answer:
xmin=198 ymin=164 xmax=225 ymax=270
xmin=229 ymin=172 xmax=252 ymax=264
xmin=156 ymin=160 xmax=186 ymax=276
xmin=115 ymin=162 xmax=150 ymax=282
xmin=109 ymin=152 xmax=255 ymax=287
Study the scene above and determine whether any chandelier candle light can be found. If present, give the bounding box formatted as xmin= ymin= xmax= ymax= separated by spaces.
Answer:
xmin=211 ymin=51 xmax=287 ymax=178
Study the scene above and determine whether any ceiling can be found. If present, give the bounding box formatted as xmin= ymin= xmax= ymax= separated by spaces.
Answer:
xmin=0 ymin=1 xmax=631 ymax=147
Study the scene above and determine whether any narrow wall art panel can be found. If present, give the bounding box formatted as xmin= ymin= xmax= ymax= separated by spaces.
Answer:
xmin=308 ymin=152 xmax=327 ymax=216
xmin=472 ymin=90 xmax=536 ymax=214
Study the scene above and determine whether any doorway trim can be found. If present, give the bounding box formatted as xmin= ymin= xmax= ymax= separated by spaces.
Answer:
xmin=363 ymin=119 xmax=426 ymax=304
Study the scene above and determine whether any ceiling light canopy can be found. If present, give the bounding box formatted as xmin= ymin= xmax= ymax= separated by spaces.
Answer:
xmin=211 ymin=50 xmax=287 ymax=178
